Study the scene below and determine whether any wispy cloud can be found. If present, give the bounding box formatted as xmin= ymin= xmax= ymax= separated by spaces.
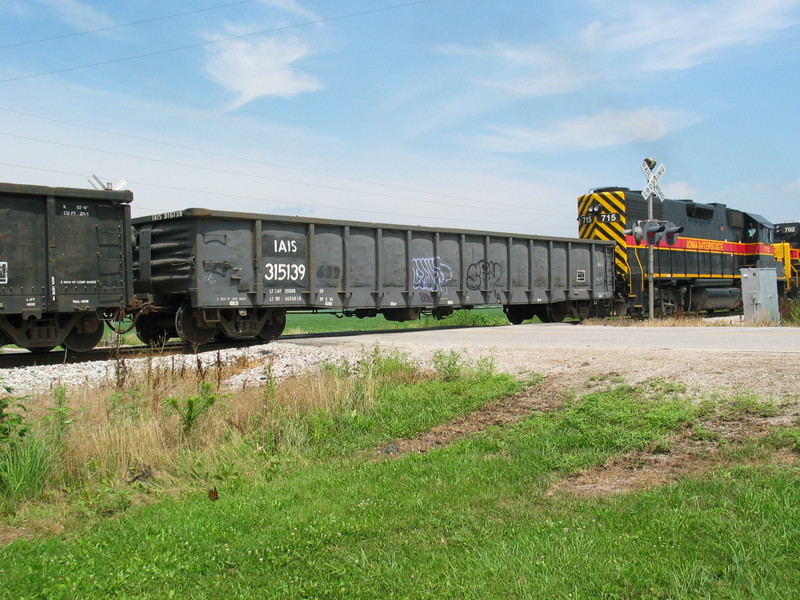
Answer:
xmin=474 ymin=108 xmax=701 ymax=153
xmin=206 ymin=36 xmax=323 ymax=108
xmin=438 ymin=42 xmax=596 ymax=97
xmin=31 ymin=0 xmax=116 ymax=31
xmin=440 ymin=0 xmax=800 ymax=103
xmin=784 ymin=178 xmax=800 ymax=193
xmin=203 ymin=1 xmax=324 ymax=108
xmin=582 ymin=0 xmax=800 ymax=71
xmin=257 ymin=0 xmax=319 ymax=21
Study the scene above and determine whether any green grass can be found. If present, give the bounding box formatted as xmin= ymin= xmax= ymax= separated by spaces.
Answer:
xmin=2 ymin=372 xmax=798 ymax=599
xmin=284 ymin=307 xmax=511 ymax=335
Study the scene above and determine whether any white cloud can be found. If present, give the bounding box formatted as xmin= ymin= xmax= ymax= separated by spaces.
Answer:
xmin=32 ymin=0 xmax=115 ymax=31
xmin=582 ymin=0 xmax=800 ymax=71
xmin=663 ymin=181 xmax=699 ymax=199
xmin=258 ymin=0 xmax=319 ymax=22
xmin=438 ymin=42 xmax=595 ymax=97
xmin=1 ymin=1 xmax=30 ymax=17
xmin=783 ymin=178 xmax=800 ymax=192
xmin=474 ymin=108 xmax=701 ymax=153
xmin=206 ymin=36 xmax=323 ymax=108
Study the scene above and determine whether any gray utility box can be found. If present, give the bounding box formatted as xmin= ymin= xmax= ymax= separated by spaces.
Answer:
xmin=133 ymin=208 xmax=615 ymax=314
xmin=0 ymin=182 xmax=134 ymax=350
xmin=740 ymin=268 xmax=779 ymax=324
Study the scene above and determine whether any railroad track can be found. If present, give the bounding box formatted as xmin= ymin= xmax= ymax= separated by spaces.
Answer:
xmin=0 ymin=325 xmax=483 ymax=370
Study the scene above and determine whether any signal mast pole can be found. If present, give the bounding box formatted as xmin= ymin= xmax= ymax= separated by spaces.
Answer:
xmin=641 ymin=158 xmax=666 ymax=320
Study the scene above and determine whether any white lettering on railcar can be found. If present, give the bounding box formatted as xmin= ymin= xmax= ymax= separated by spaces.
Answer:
xmin=272 ymin=239 xmax=298 ymax=254
xmin=150 ymin=211 xmax=184 ymax=221
xmin=0 ymin=261 xmax=7 ymax=284
xmin=61 ymin=204 xmax=90 ymax=217
xmin=264 ymin=263 xmax=306 ymax=282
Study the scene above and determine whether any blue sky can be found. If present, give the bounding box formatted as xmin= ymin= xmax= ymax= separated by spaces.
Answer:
xmin=1 ymin=0 xmax=799 ymax=237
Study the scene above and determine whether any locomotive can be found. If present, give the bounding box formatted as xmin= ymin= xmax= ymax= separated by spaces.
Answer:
xmin=578 ymin=187 xmax=800 ymax=317
xmin=1 ymin=179 xmax=799 ymax=353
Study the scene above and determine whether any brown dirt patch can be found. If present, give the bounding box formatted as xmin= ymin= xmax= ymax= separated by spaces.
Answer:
xmin=377 ymin=374 xmax=572 ymax=456
xmin=550 ymin=412 xmax=800 ymax=497
xmin=0 ymin=525 xmax=31 ymax=546
xmin=377 ymin=366 xmax=800 ymax=498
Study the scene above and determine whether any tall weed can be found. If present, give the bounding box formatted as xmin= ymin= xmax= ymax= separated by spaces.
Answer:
xmin=0 ymin=383 xmax=57 ymax=510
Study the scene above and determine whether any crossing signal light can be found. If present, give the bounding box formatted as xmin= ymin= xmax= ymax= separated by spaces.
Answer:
xmin=622 ymin=221 xmax=644 ymax=245
xmin=643 ymin=220 xmax=665 ymax=246
xmin=664 ymin=222 xmax=684 ymax=245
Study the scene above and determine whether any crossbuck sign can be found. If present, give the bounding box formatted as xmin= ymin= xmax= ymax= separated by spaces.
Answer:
xmin=641 ymin=160 xmax=666 ymax=201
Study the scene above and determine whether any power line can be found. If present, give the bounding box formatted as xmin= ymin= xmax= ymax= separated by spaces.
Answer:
xmin=0 ymin=131 xmax=571 ymax=218
xmin=0 ymin=161 xmax=565 ymax=233
xmin=0 ymin=107 xmax=569 ymax=216
xmin=0 ymin=0 xmax=437 ymax=84
xmin=0 ymin=0 xmax=257 ymax=49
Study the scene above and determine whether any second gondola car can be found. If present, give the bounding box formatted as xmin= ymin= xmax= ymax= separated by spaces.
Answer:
xmin=132 ymin=208 xmax=615 ymax=345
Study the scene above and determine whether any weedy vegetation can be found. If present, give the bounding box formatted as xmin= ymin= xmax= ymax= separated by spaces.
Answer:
xmin=0 ymin=346 xmax=798 ymax=599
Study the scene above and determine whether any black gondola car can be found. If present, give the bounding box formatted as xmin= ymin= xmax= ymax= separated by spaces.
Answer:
xmin=0 ymin=183 xmax=134 ymax=352
xmin=132 ymin=208 xmax=615 ymax=345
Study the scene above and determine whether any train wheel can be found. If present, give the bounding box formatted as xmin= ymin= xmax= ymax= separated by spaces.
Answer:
xmin=135 ymin=315 xmax=171 ymax=346
xmin=175 ymin=303 xmax=217 ymax=346
xmin=532 ymin=305 xmax=552 ymax=323
xmin=258 ymin=310 xmax=286 ymax=341
xmin=62 ymin=316 xmax=105 ymax=352
xmin=504 ymin=305 xmax=532 ymax=325
xmin=547 ymin=302 xmax=569 ymax=323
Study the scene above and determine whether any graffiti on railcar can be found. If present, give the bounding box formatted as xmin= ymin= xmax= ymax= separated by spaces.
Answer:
xmin=466 ymin=260 xmax=503 ymax=302
xmin=412 ymin=257 xmax=453 ymax=294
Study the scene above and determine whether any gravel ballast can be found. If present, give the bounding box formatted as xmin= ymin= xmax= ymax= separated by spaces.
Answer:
xmin=1 ymin=335 xmax=797 ymax=402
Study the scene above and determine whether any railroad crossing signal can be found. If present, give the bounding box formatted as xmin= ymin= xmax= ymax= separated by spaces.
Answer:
xmin=643 ymin=220 xmax=665 ymax=245
xmin=624 ymin=219 xmax=670 ymax=246
xmin=664 ymin=222 xmax=684 ymax=245
xmin=641 ymin=159 xmax=666 ymax=201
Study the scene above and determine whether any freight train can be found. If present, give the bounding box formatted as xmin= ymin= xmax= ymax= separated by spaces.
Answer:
xmin=1 ymin=180 xmax=798 ymax=352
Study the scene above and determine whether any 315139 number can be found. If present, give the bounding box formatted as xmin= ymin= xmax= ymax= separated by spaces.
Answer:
xmin=264 ymin=262 xmax=306 ymax=282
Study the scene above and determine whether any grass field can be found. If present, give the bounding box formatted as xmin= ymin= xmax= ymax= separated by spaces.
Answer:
xmin=1 ymin=348 xmax=798 ymax=599
xmin=285 ymin=306 xmax=512 ymax=334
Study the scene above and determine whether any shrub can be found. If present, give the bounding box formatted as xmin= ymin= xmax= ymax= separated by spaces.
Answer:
xmin=165 ymin=382 xmax=217 ymax=434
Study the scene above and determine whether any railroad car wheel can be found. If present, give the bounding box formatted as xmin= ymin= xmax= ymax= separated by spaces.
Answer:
xmin=546 ymin=302 xmax=569 ymax=323
xmin=175 ymin=303 xmax=217 ymax=346
xmin=135 ymin=315 xmax=171 ymax=346
xmin=258 ymin=310 xmax=286 ymax=341
xmin=504 ymin=305 xmax=533 ymax=325
xmin=62 ymin=316 xmax=105 ymax=353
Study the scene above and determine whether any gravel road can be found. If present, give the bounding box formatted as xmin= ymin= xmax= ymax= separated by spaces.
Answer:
xmin=2 ymin=323 xmax=798 ymax=401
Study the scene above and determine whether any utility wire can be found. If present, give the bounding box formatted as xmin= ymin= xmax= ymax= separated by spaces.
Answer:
xmin=0 ymin=0 xmax=437 ymax=84
xmin=0 ymin=0 xmax=257 ymax=49
xmin=0 ymin=131 xmax=572 ymax=218
xmin=0 ymin=161 xmax=567 ymax=232
xmin=0 ymin=107 xmax=556 ymax=215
